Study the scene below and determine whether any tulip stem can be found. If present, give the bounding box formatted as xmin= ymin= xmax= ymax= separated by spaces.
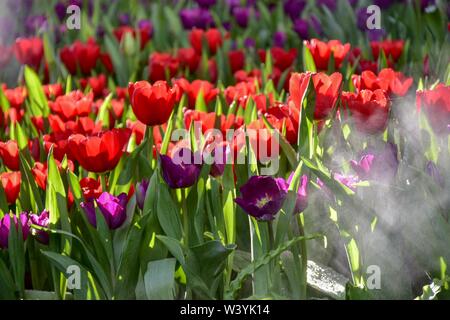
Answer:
xmin=267 ymin=220 xmax=274 ymax=251
xmin=296 ymin=213 xmax=308 ymax=299
xmin=181 ymin=188 xmax=189 ymax=248
xmin=147 ymin=125 xmax=154 ymax=165
xmin=100 ymin=174 xmax=107 ymax=193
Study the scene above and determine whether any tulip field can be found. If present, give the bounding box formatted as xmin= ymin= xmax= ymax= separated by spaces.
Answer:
xmin=0 ymin=0 xmax=449 ymax=302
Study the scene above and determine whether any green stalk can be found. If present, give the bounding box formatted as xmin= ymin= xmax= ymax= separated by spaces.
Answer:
xmin=100 ymin=173 xmax=107 ymax=193
xmin=296 ymin=213 xmax=308 ymax=299
xmin=181 ymin=188 xmax=189 ymax=248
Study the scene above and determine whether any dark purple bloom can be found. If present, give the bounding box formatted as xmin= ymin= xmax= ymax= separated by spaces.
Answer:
xmin=206 ymin=143 xmax=230 ymax=177
xmin=136 ymin=179 xmax=150 ymax=210
xmin=119 ymin=13 xmax=131 ymax=26
xmin=55 ymin=2 xmax=67 ymax=21
xmin=348 ymin=0 xmax=359 ymax=6
xmin=309 ymin=15 xmax=323 ymax=35
xmin=350 ymin=142 xmax=399 ymax=182
xmin=235 ymin=176 xmax=288 ymax=221
xmin=233 ymin=7 xmax=251 ymax=28
xmin=25 ymin=15 xmax=48 ymax=35
xmin=29 ymin=210 xmax=50 ymax=245
xmin=367 ymin=28 xmax=386 ymax=41
xmin=138 ymin=19 xmax=153 ymax=36
xmin=287 ymin=173 xmax=309 ymax=214
xmin=0 ymin=213 xmax=29 ymax=249
xmin=244 ymin=37 xmax=256 ymax=48
xmin=160 ymin=148 xmax=202 ymax=189
xmin=333 ymin=173 xmax=359 ymax=190
xmin=317 ymin=0 xmax=337 ymax=10
xmin=426 ymin=161 xmax=444 ymax=188
xmin=293 ymin=18 xmax=309 ymax=39
xmin=179 ymin=8 xmax=214 ymax=30
xmin=81 ymin=192 xmax=128 ymax=230
xmin=195 ymin=0 xmax=216 ymax=8
xmin=226 ymin=0 xmax=241 ymax=12
xmin=374 ymin=0 xmax=395 ymax=9
xmin=356 ymin=7 xmax=370 ymax=31
xmin=284 ymin=0 xmax=306 ymax=20
xmin=273 ymin=31 xmax=287 ymax=48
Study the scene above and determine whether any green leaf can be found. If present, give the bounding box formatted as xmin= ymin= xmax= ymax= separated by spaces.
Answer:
xmin=302 ymin=46 xmax=317 ymax=72
xmin=24 ymin=66 xmax=49 ymax=116
xmin=144 ymin=258 xmax=176 ymax=300
xmin=156 ymin=181 xmax=183 ymax=240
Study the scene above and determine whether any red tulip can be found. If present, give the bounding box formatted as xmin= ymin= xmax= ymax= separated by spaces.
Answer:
xmin=43 ymin=83 xmax=64 ymax=100
xmin=266 ymin=104 xmax=300 ymax=144
xmin=177 ymin=48 xmax=201 ymax=73
xmin=68 ymin=128 xmax=131 ymax=173
xmin=79 ymin=177 xmax=102 ymax=200
xmin=416 ymin=84 xmax=450 ymax=135
xmin=312 ymin=72 xmax=342 ymax=120
xmin=370 ymin=40 xmax=404 ymax=63
xmin=32 ymin=160 xmax=75 ymax=190
xmin=80 ymin=74 xmax=107 ymax=98
xmin=189 ymin=28 xmax=223 ymax=55
xmin=0 ymin=140 xmax=19 ymax=171
xmin=304 ymin=38 xmax=350 ymax=70
xmin=4 ymin=87 xmax=27 ymax=110
xmin=258 ymin=47 xmax=297 ymax=72
xmin=352 ymin=68 xmax=413 ymax=97
xmin=224 ymin=81 xmax=257 ymax=106
xmin=128 ymin=81 xmax=178 ymax=126
xmin=342 ymin=89 xmax=391 ymax=135
xmin=289 ymin=72 xmax=312 ymax=110
xmin=60 ymin=38 xmax=100 ymax=75
xmin=113 ymin=25 xmax=151 ymax=49
xmin=49 ymin=91 xmax=93 ymax=121
xmin=0 ymin=171 xmax=21 ymax=204
xmin=148 ymin=52 xmax=179 ymax=83
xmin=173 ymin=78 xmax=218 ymax=109
xmin=228 ymin=50 xmax=245 ymax=74
xmin=14 ymin=37 xmax=43 ymax=70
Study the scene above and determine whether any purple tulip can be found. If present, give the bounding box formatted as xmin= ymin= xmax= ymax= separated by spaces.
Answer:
xmin=29 ymin=210 xmax=50 ymax=245
xmin=119 ymin=13 xmax=131 ymax=26
xmin=233 ymin=7 xmax=251 ymax=28
xmin=356 ymin=7 xmax=369 ymax=31
xmin=309 ymin=15 xmax=323 ymax=35
xmin=136 ymin=179 xmax=150 ymax=210
xmin=81 ymin=192 xmax=128 ymax=230
xmin=348 ymin=0 xmax=359 ymax=6
xmin=179 ymin=8 xmax=214 ymax=30
xmin=350 ymin=143 xmax=398 ymax=182
xmin=273 ymin=31 xmax=287 ymax=48
xmin=235 ymin=176 xmax=288 ymax=221
xmin=374 ymin=0 xmax=395 ymax=9
xmin=160 ymin=148 xmax=202 ymax=189
xmin=195 ymin=0 xmax=216 ymax=8
xmin=293 ymin=18 xmax=309 ymax=39
xmin=333 ymin=173 xmax=360 ymax=191
xmin=426 ymin=161 xmax=444 ymax=188
xmin=0 ymin=213 xmax=29 ymax=249
xmin=287 ymin=174 xmax=309 ymax=214
xmin=54 ymin=2 xmax=67 ymax=21
xmin=283 ymin=0 xmax=306 ymax=21
xmin=207 ymin=143 xmax=230 ymax=177
xmin=25 ymin=15 xmax=48 ymax=35
xmin=138 ymin=19 xmax=153 ymax=36
xmin=244 ymin=37 xmax=256 ymax=48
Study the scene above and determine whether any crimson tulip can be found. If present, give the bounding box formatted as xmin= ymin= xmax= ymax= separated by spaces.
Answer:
xmin=49 ymin=91 xmax=93 ymax=121
xmin=416 ymin=84 xmax=450 ymax=135
xmin=312 ymin=72 xmax=342 ymax=120
xmin=0 ymin=140 xmax=20 ymax=171
xmin=128 ymin=80 xmax=178 ymax=126
xmin=68 ymin=128 xmax=131 ymax=173
xmin=14 ymin=37 xmax=44 ymax=70
xmin=60 ymin=38 xmax=100 ymax=75
xmin=189 ymin=28 xmax=223 ymax=55
xmin=0 ymin=171 xmax=21 ymax=204
xmin=304 ymin=38 xmax=350 ymax=70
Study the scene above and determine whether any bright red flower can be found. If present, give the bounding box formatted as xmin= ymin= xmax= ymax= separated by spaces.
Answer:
xmin=173 ymin=78 xmax=219 ymax=109
xmin=4 ymin=87 xmax=27 ymax=110
xmin=32 ymin=160 xmax=75 ymax=190
xmin=342 ymin=89 xmax=391 ymax=134
xmin=48 ymin=114 xmax=101 ymax=136
xmin=416 ymin=84 xmax=450 ymax=135
xmin=60 ymin=38 xmax=100 ymax=75
xmin=208 ymin=58 xmax=218 ymax=83
xmin=266 ymin=104 xmax=300 ymax=144
xmin=189 ymin=28 xmax=223 ymax=55
xmin=184 ymin=110 xmax=244 ymax=135
xmin=148 ymin=52 xmax=179 ymax=83
xmin=312 ymin=72 xmax=342 ymax=120
xmin=234 ymin=69 xmax=262 ymax=84
xmin=0 ymin=171 xmax=21 ymax=204
xmin=258 ymin=47 xmax=297 ymax=72
xmin=177 ymin=48 xmax=201 ymax=73
xmin=228 ymin=50 xmax=245 ymax=74
xmin=370 ymin=40 xmax=404 ymax=63
xmin=0 ymin=140 xmax=19 ymax=171
xmin=128 ymin=81 xmax=178 ymax=126
xmin=113 ymin=25 xmax=152 ymax=49
xmin=14 ymin=37 xmax=43 ymax=70
xmin=352 ymin=68 xmax=413 ymax=97
xmin=224 ymin=81 xmax=257 ymax=106
xmin=79 ymin=177 xmax=102 ymax=200
xmin=43 ymin=83 xmax=64 ymax=100
xmin=289 ymin=72 xmax=312 ymax=110
xmin=304 ymin=39 xmax=350 ymax=70
xmin=49 ymin=91 xmax=93 ymax=121
xmin=68 ymin=128 xmax=131 ymax=173
xmin=80 ymin=74 xmax=107 ymax=98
